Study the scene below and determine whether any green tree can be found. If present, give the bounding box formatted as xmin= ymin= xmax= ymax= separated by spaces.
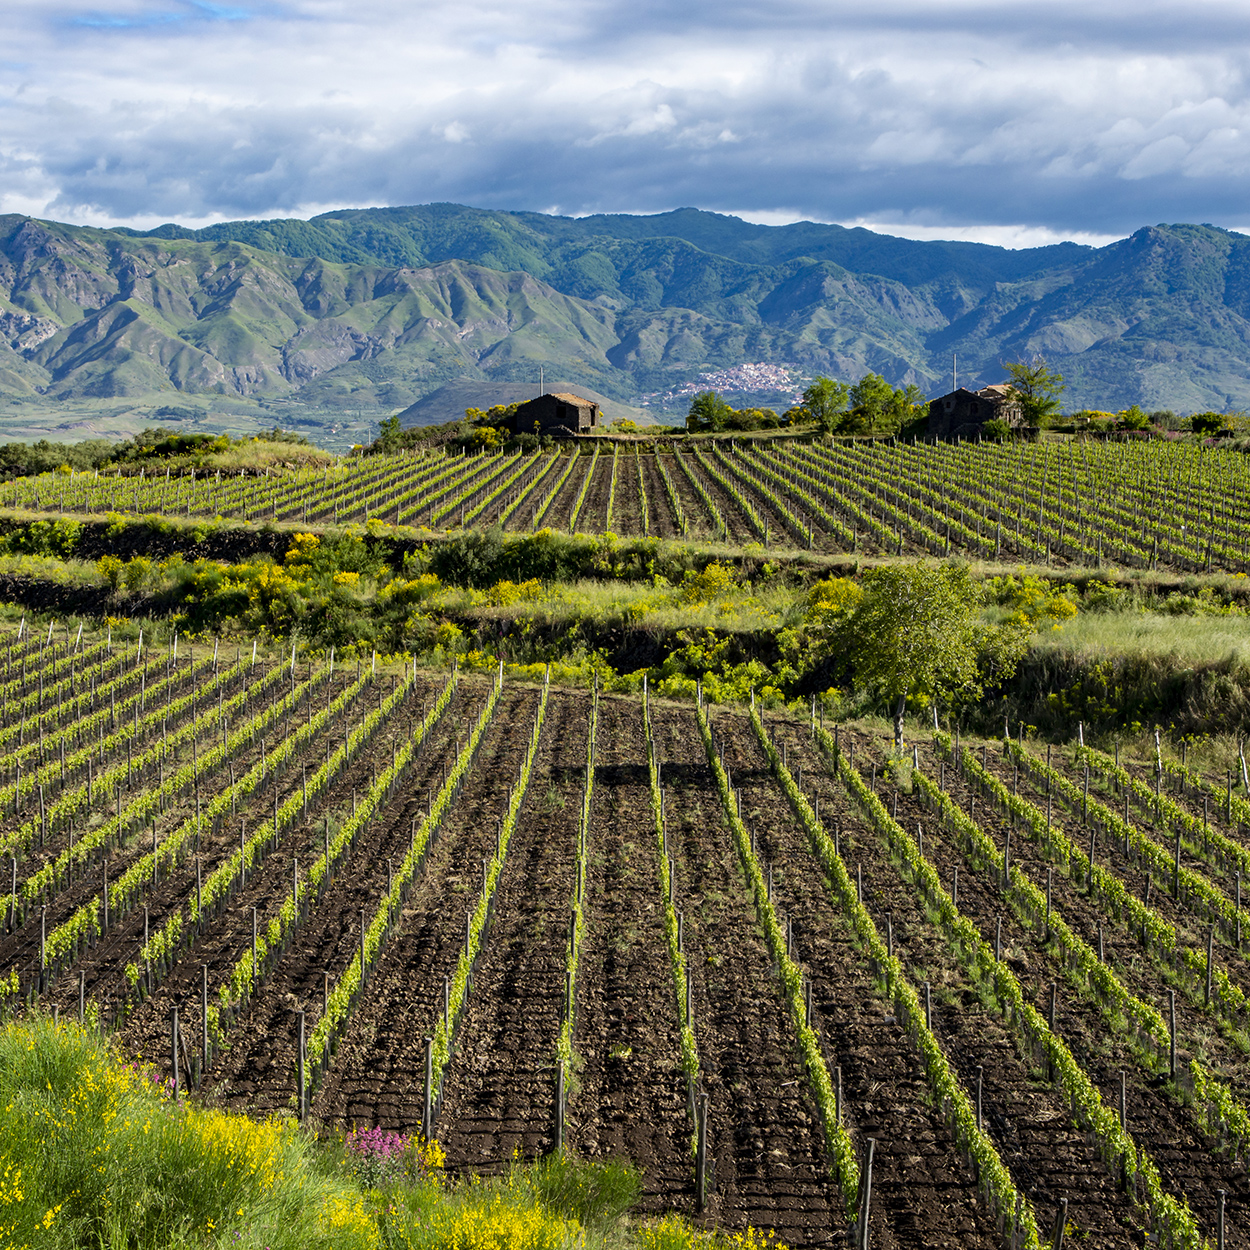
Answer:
xmin=686 ymin=391 xmax=735 ymax=433
xmin=1003 ymin=356 xmax=1065 ymax=427
xmin=847 ymin=373 xmax=895 ymax=431
xmin=1190 ymin=410 xmax=1227 ymax=435
xmin=847 ymin=562 xmax=982 ymax=748
xmin=1117 ymin=406 xmax=1151 ymax=431
xmin=801 ymin=377 xmax=849 ymax=433
xmin=377 ymin=414 xmax=403 ymax=452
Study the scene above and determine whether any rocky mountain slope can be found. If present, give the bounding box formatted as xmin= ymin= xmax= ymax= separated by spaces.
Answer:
xmin=3 ymin=207 xmax=1250 ymax=414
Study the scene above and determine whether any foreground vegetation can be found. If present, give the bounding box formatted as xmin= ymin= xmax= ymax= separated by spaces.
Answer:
xmin=0 ymin=1015 xmax=779 ymax=1250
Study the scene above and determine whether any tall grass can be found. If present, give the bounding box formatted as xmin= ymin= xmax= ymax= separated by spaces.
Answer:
xmin=1036 ymin=608 xmax=1250 ymax=665
xmin=0 ymin=1015 xmax=783 ymax=1250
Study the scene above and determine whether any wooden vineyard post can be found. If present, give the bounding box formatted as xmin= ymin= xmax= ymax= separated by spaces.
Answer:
xmin=695 ymin=1092 xmax=709 ymax=1212
xmin=422 ymin=1037 xmax=433 ymax=1143
xmin=170 ymin=1007 xmax=179 ymax=1101
xmin=1169 ymin=989 xmax=1177 ymax=1079
xmin=201 ymin=964 xmax=209 ymax=1085
xmin=1219 ymin=1189 xmax=1226 ymax=1250
xmin=1206 ymin=925 xmax=1215 ymax=1006
xmin=297 ymin=1010 xmax=306 ymax=1121
xmin=976 ymin=1065 xmax=983 ymax=1132
xmin=555 ymin=1064 xmax=565 ymax=1155
xmin=855 ymin=1138 xmax=876 ymax=1250
xmin=252 ymin=908 xmax=258 ymax=986
xmin=1051 ymin=1197 xmax=1068 ymax=1250
xmin=79 ymin=971 xmax=85 ymax=1025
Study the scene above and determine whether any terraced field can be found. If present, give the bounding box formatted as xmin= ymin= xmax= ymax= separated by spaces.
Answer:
xmin=1 ymin=615 xmax=1244 ymax=1247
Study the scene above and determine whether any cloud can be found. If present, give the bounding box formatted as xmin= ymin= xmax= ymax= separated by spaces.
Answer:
xmin=3 ymin=0 xmax=1250 ymax=241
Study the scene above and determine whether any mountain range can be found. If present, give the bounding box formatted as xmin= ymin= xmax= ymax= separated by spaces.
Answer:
xmin=3 ymin=204 xmax=1250 ymax=418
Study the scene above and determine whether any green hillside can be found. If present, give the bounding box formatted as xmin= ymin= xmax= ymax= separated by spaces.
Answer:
xmin=4 ymin=207 xmax=1250 ymax=421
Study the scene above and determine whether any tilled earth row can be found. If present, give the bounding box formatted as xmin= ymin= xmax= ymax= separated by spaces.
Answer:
xmin=309 ymin=684 xmax=542 ymax=1128
xmin=709 ymin=713 xmax=1002 ymax=1250
xmin=4 ymin=663 xmax=359 ymax=997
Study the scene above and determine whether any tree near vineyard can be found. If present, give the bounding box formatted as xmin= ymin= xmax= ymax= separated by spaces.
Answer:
xmin=1003 ymin=355 xmax=1065 ymax=427
xmin=847 ymin=562 xmax=982 ymax=749
xmin=800 ymin=376 xmax=849 ymax=433
xmin=686 ymin=390 xmax=735 ymax=432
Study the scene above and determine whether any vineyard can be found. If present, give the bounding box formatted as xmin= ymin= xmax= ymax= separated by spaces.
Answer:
xmin=0 ymin=616 xmax=1246 ymax=1248
xmin=8 ymin=435 xmax=1250 ymax=571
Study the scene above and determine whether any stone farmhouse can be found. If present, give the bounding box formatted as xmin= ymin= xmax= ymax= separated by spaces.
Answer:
xmin=927 ymin=384 xmax=1024 ymax=439
xmin=508 ymin=392 xmax=600 ymax=438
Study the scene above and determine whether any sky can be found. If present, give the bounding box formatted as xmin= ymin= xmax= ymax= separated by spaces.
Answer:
xmin=2 ymin=0 xmax=1249 ymax=246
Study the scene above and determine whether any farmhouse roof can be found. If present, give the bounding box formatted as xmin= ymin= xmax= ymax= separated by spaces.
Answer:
xmin=547 ymin=392 xmax=596 ymax=406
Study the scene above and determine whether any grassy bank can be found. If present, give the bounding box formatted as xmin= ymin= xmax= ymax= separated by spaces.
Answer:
xmin=0 ymin=1015 xmax=780 ymax=1250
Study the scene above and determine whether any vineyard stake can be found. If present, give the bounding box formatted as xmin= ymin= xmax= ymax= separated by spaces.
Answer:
xmin=1169 ymin=989 xmax=1177 ymax=1079
xmin=297 ymin=1010 xmax=306 ymax=1121
xmin=1219 ymin=1189 xmax=1226 ymax=1250
xmin=102 ymin=862 xmax=108 ymax=931
xmin=554 ymin=1064 xmax=565 ymax=1154
xmin=975 ymin=1065 xmax=983 ymax=1132
xmin=170 ymin=1008 xmax=180 ymax=1101
xmin=1045 ymin=868 xmax=1052 ymax=941
xmin=886 ymin=915 xmax=893 ymax=958
xmin=804 ymin=977 xmax=812 ymax=1026
xmin=1051 ymin=1197 xmax=1067 ymax=1250
xmin=422 ymin=1040 xmax=432 ymax=1140
xmin=1119 ymin=1071 xmax=1126 ymax=1131
xmin=924 ymin=981 xmax=931 ymax=1030
xmin=1206 ymin=925 xmax=1215 ymax=1006
xmin=362 ymin=909 xmax=368 ymax=982
xmin=695 ymin=1092 xmax=709 ymax=1212
xmin=951 ymin=864 xmax=958 ymax=908
xmin=323 ymin=971 xmax=329 ymax=1017
xmin=856 ymin=864 xmax=862 ymax=905
xmin=1048 ymin=982 xmax=1057 ymax=1032
xmin=39 ymin=906 xmax=45 ymax=987
xmin=855 ymin=1138 xmax=875 ymax=1250
xmin=252 ymin=908 xmax=257 ymax=985
xmin=201 ymin=964 xmax=209 ymax=1083
xmin=995 ymin=916 xmax=1002 ymax=963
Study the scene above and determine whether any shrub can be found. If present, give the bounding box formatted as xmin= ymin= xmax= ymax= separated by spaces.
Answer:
xmin=97 ymin=555 xmax=124 ymax=591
